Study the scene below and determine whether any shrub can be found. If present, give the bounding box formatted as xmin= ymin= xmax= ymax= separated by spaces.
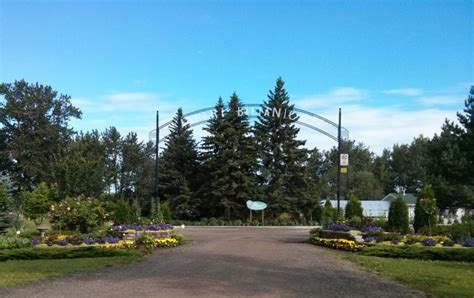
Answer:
xmin=112 ymin=199 xmax=134 ymax=224
xmin=0 ymin=236 xmax=32 ymax=250
xmin=22 ymin=183 xmax=55 ymax=225
xmin=309 ymin=228 xmax=321 ymax=237
xmin=160 ymin=202 xmax=172 ymax=222
xmin=358 ymin=245 xmax=474 ymax=262
xmin=345 ymin=195 xmax=363 ymax=219
xmin=348 ymin=216 xmax=362 ymax=228
xmin=387 ymin=195 xmax=409 ymax=234
xmin=0 ymin=182 xmax=12 ymax=233
xmin=50 ymin=196 xmax=108 ymax=233
xmin=376 ymin=232 xmax=402 ymax=243
xmin=414 ymin=186 xmax=438 ymax=233
xmin=321 ymin=200 xmax=335 ymax=225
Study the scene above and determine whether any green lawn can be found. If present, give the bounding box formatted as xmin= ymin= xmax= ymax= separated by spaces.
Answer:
xmin=347 ymin=254 xmax=474 ymax=297
xmin=0 ymin=256 xmax=140 ymax=288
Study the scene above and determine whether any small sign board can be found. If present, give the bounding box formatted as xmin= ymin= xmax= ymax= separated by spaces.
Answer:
xmin=246 ymin=200 xmax=267 ymax=211
xmin=340 ymin=167 xmax=348 ymax=174
xmin=340 ymin=154 xmax=349 ymax=166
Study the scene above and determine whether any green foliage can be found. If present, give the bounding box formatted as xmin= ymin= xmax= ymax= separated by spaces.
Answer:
xmin=50 ymin=196 xmax=107 ymax=233
xmin=321 ymin=200 xmax=335 ymax=225
xmin=414 ymin=186 xmax=438 ymax=233
xmin=0 ymin=247 xmax=141 ymax=262
xmin=111 ymin=199 xmax=134 ymax=224
xmin=254 ymin=78 xmax=308 ymax=214
xmin=55 ymin=131 xmax=107 ymax=198
xmin=0 ymin=80 xmax=81 ymax=190
xmin=387 ymin=195 xmax=409 ymax=234
xmin=200 ymin=95 xmax=258 ymax=219
xmin=422 ymin=221 xmax=474 ymax=240
xmin=23 ymin=183 xmax=55 ymax=225
xmin=0 ymin=182 xmax=11 ymax=233
xmin=0 ymin=236 xmax=32 ymax=250
xmin=160 ymin=202 xmax=172 ymax=222
xmin=358 ymin=245 xmax=474 ymax=262
xmin=159 ymin=108 xmax=200 ymax=219
xmin=345 ymin=195 xmax=363 ymax=219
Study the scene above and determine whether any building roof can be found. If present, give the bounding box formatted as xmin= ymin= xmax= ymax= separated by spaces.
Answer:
xmin=382 ymin=193 xmax=417 ymax=205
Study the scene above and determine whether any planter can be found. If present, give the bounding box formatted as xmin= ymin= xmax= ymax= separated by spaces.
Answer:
xmin=122 ymin=230 xmax=173 ymax=241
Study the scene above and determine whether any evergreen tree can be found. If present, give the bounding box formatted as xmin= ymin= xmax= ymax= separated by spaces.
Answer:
xmin=254 ymin=77 xmax=307 ymax=215
xmin=199 ymin=98 xmax=227 ymax=217
xmin=345 ymin=195 xmax=363 ymax=219
xmin=221 ymin=93 xmax=258 ymax=218
xmin=159 ymin=108 xmax=200 ymax=219
xmin=321 ymin=199 xmax=335 ymax=225
xmin=201 ymin=95 xmax=258 ymax=218
xmin=387 ymin=195 xmax=409 ymax=234
xmin=0 ymin=182 xmax=11 ymax=233
xmin=414 ymin=186 xmax=438 ymax=233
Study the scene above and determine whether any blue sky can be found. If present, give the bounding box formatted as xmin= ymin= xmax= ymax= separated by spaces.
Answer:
xmin=1 ymin=0 xmax=472 ymax=153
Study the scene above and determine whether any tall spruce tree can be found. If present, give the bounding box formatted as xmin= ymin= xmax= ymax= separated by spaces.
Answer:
xmin=254 ymin=78 xmax=307 ymax=215
xmin=199 ymin=98 xmax=227 ymax=217
xmin=159 ymin=108 xmax=200 ymax=219
xmin=201 ymin=95 xmax=258 ymax=219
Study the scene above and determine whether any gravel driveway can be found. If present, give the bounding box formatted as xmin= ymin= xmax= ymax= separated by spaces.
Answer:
xmin=0 ymin=227 xmax=420 ymax=297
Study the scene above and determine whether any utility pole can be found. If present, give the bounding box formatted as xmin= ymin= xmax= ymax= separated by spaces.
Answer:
xmin=155 ymin=110 xmax=161 ymax=221
xmin=336 ymin=108 xmax=341 ymax=218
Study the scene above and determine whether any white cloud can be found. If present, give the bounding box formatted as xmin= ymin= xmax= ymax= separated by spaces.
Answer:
xmin=417 ymin=95 xmax=462 ymax=106
xmin=297 ymin=87 xmax=367 ymax=108
xmin=384 ymin=88 xmax=423 ymax=96
xmin=296 ymin=105 xmax=457 ymax=154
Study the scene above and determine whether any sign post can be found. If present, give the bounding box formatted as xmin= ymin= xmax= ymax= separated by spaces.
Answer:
xmin=246 ymin=200 xmax=267 ymax=224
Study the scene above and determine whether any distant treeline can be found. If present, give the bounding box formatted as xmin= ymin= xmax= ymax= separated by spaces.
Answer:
xmin=0 ymin=79 xmax=472 ymax=221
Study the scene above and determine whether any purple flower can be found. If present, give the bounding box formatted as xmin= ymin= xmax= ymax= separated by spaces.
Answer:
xmin=460 ymin=237 xmax=474 ymax=247
xmin=325 ymin=224 xmax=350 ymax=231
xmin=83 ymin=237 xmax=96 ymax=245
xmin=98 ymin=236 xmax=119 ymax=244
xmin=364 ymin=236 xmax=377 ymax=242
xmin=30 ymin=238 xmax=41 ymax=245
xmin=391 ymin=239 xmax=400 ymax=244
xmin=421 ymin=238 xmax=436 ymax=246
xmin=361 ymin=226 xmax=383 ymax=233
xmin=57 ymin=239 xmax=68 ymax=246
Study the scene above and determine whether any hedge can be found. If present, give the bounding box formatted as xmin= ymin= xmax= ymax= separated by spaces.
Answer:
xmin=358 ymin=245 xmax=474 ymax=262
xmin=0 ymin=247 xmax=142 ymax=262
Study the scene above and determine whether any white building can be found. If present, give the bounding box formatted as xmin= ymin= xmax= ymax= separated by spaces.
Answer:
xmin=323 ymin=193 xmax=418 ymax=221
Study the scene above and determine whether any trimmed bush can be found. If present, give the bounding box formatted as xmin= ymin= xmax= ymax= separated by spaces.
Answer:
xmin=345 ymin=195 xmax=363 ymax=219
xmin=0 ymin=247 xmax=142 ymax=262
xmin=358 ymin=245 xmax=474 ymax=262
xmin=414 ymin=186 xmax=438 ymax=233
xmin=387 ymin=195 xmax=409 ymax=234
xmin=321 ymin=200 xmax=335 ymax=225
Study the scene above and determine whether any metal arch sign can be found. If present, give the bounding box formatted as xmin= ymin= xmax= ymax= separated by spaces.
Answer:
xmin=149 ymin=104 xmax=349 ymax=145
xmin=246 ymin=200 xmax=267 ymax=211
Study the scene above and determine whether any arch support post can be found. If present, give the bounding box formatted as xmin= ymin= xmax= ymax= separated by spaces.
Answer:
xmin=155 ymin=110 xmax=161 ymax=221
xmin=336 ymin=108 xmax=341 ymax=218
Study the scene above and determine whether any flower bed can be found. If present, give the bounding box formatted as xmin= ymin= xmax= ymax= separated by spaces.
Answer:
xmin=310 ymin=237 xmax=364 ymax=252
xmin=27 ymin=223 xmax=181 ymax=251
